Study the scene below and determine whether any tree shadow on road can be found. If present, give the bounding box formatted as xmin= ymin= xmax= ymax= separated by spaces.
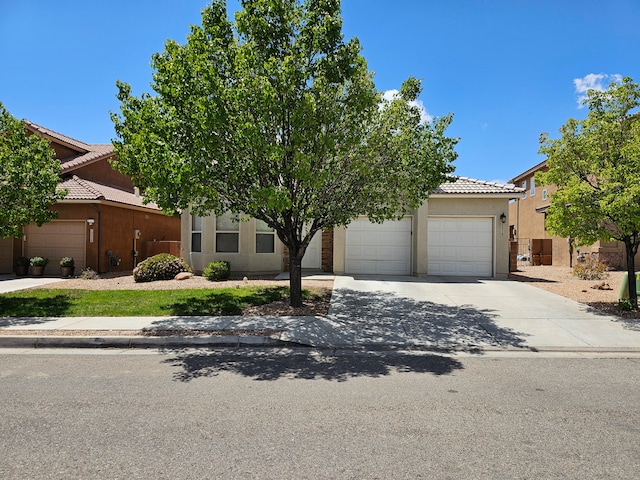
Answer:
xmin=163 ymin=349 xmax=465 ymax=382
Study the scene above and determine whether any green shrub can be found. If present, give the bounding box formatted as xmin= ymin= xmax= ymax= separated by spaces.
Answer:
xmin=203 ymin=261 xmax=231 ymax=281
xmin=618 ymin=299 xmax=635 ymax=311
xmin=60 ymin=256 xmax=74 ymax=267
xmin=29 ymin=256 xmax=49 ymax=267
xmin=133 ymin=254 xmax=192 ymax=283
xmin=13 ymin=256 xmax=29 ymax=267
xmin=573 ymin=256 xmax=609 ymax=280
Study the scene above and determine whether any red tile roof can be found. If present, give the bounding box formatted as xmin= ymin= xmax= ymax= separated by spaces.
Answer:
xmin=59 ymin=175 xmax=161 ymax=210
xmin=23 ymin=120 xmax=115 ymax=173
xmin=59 ymin=146 xmax=114 ymax=173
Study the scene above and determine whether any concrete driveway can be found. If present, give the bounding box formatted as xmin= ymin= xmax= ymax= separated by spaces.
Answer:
xmin=284 ymin=275 xmax=640 ymax=351
xmin=0 ymin=275 xmax=66 ymax=294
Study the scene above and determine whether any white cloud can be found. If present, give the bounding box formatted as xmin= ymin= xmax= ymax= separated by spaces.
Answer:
xmin=573 ymin=73 xmax=623 ymax=108
xmin=382 ymin=89 xmax=399 ymax=102
xmin=382 ymin=89 xmax=433 ymax=124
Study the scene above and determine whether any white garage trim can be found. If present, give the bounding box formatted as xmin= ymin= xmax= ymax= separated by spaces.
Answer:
xmin=302 ymin=230 xmax=322 ymax=270
xmin=345 ymin=217 xmax=412 ymax=275
xmin=24 ymin=221 xmax=86 ymax=272
xmin=427 ymin=216 xmax=494 ymax=277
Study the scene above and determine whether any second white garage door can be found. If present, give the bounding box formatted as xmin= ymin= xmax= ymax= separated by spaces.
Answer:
xmin=428 ymin=217 xmax=493 ymax=277
xmin=345 ymin=218 xmax=412 ymax=275
xmin=25 ymin=221 xmax=86 ymax=272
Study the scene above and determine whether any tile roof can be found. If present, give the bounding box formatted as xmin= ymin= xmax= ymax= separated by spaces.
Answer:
xmin=431 ymin=176 xmax=524 ymax=195
xmin=23 ymin=120 xmax=115 ymax=173
xmin=59 ymin=146 xmax=114 ymax=174
xmin=59 ymin=175 xmax=161 ymax=210
xmin=24 ymin=120 xmax=92 ymax=151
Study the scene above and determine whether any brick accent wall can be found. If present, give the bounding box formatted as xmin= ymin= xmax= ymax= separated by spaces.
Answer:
xmin=322 ymin=229 xmax=334 ymax=273
xmin=283 ymin=245 xmax=289 ymax=271
xmin=282 ymin=229 xmax=334 ymax=273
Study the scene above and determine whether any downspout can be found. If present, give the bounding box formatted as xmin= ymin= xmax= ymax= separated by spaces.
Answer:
xmin=516 ymin=198 xmax=520 ymax=242
xmin=93 ymin=204 xmax=102 ymax=273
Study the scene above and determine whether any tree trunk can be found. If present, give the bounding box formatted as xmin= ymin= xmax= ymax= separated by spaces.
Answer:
xmin=624 ymin=238 xmax=638 ymax=309
xmin=289 ymin=251 xmax=303 ymax=308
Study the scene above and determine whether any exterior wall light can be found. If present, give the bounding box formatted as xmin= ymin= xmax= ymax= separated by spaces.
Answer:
xmin=500 ymin=213 xmax=507 ymax=224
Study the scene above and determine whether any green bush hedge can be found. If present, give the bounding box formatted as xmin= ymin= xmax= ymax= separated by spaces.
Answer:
xmin=133 ymin=254 xmax=192 ymax=282
xmin=203 ymin=261 xmax=231 ymax=281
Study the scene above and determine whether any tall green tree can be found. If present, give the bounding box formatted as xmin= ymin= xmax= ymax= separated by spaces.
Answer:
xmin=111 ymin=0 xmax=457 ymax=306
xmin=0 ymin=102 xmax=66 ymax=238
xmin=537 ymin=76 xmax=640 ymax=309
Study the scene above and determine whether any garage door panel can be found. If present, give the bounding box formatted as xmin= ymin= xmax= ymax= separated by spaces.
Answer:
xmin=458 ymin=247 xmax=492 ymax=262
xmin=25 ymin=222 xmax=86 ymax=271
xmin=428 ymin=217 xmax=493 ymax=277
xmin=345 ymin=218 xmax=412 ymax=275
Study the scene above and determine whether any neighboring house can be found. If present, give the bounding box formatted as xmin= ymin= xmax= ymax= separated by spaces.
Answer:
xmin=508 ymin=160 xmax=637 ymax=269
xmin=182 ymin=177 xmax=523 ymax=278
xmin=0 ymin=121 xmax=181 ymax=275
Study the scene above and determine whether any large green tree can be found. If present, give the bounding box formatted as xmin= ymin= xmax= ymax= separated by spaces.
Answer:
xmin=0 ymin=102 xmax=66 ymax=238
xmin=537 ymin=76 xmax=640 ymax=309
xmin=111 ymin=0 xmax=457 ymax=306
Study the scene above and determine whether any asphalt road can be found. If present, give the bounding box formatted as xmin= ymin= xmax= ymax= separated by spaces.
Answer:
xmin=1 ymin=349 xmax=639 ymax=479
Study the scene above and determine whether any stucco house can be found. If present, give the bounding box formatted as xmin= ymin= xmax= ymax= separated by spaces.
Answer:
xmin=182 ymin=177 xmax=523 ymax=278
xmin=508 ymin=160 xmax=638 ymax=269
xmin=0 ymin=121 xmax=181 ymax=275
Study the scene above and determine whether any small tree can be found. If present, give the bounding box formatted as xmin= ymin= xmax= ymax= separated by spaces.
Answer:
xmin=111 ymin=0 xmax=458 ymax=306
xmin=537 ymin=76 xmax=640 ymax=309
xmin=0 ymin=102 xmax=66 ymax=238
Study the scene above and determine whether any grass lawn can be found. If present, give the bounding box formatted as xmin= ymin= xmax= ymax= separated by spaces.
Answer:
xmin=0 ymin=286 xmax=325 ymax=317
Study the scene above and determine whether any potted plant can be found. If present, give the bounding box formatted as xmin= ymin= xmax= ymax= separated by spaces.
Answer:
xmin=29 ymin=256 xmax=49 ymax=276
xmin=60 ymin=257 xmax=75 ymax=278
xmin=13 ymin=256 xmax=29 ymax=276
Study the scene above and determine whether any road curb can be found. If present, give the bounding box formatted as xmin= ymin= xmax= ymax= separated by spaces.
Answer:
xmin=0 ymin=335 xmax=285 ymax=349
xmin=3 ymin=334 xmax=640 ymax=354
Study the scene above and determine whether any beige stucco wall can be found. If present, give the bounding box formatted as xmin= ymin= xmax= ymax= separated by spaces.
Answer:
xmin=181 ymin=212 xmax=284 ymax=274
xmin=508 ymin=170 xmax=638 ymax=269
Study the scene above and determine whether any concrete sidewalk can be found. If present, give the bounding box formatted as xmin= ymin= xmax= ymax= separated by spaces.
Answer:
xmin=1 ymin=275 xmax=640 ymax=352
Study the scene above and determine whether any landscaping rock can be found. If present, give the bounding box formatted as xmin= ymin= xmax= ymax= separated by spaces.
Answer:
xmin=175 ymin=272 xmax=194 ymax=281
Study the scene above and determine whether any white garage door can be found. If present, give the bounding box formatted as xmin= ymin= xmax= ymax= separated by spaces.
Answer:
xmin=25 ymin=221 xmax=86 ymax=272
xmin=345 ymin=218 xmax=412 ymax=275
xmin=428 ymin=217 xmax=493 ymax=277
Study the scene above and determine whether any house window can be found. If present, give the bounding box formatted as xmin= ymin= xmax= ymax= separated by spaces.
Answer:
xmin=521 ymin=180 xmax=527 ymax=199
xmin=542 ymin=189 xmax=548 ymax=200
xmin=191 ymin=215 xmax=202 ymax=253
xmin=215 ymin=212 xmax=239 ymax=253
xmin=256 ymin=219 xmax=275 ymax=253
xmin=530 ymin=177 xmax=535 ymax=196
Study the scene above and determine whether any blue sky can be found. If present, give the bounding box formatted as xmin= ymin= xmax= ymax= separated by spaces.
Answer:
xmin=1 ymin=0 xmax=638 ymax=183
